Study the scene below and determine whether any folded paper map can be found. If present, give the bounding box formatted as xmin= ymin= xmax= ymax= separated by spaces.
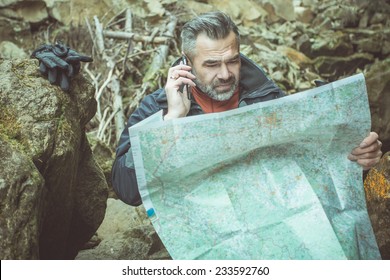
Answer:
xmin=130 ymin=73 xmax=381 ymax=259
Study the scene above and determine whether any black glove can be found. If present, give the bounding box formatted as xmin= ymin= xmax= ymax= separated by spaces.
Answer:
xmin=31 ymin=42 xmax=93 ymax=91
xmin=64 ymin=47 xmax=93 ymax=77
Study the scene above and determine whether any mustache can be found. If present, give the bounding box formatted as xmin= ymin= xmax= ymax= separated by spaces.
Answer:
xmin=214 ymin=76 xmax=236 ymax=86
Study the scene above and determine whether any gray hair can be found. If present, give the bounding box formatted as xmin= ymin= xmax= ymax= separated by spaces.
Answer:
xmin=180 ymin=11 xmax=240 ymax=60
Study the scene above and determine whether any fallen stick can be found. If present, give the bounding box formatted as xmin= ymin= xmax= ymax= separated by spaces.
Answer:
xmin=93 ymin=16 xmax=105 ymax=54
xmin=112 ymin=77 xmax=125 ymax=142
xmin=103 ymin=30 xmax=171 ymax=44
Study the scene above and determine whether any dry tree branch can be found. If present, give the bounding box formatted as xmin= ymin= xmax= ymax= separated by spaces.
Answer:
xmin=98 ymin=106 xmax=119 ymax=141
xmin=85 ymin=17 xmax=98 ymax=57
xmin=94 ymin=64 xmax=114 ymax=132
xmin=112 ymin=76 xmax=124 ymax=142
xmin=122 ymin=8 xmax=133 ymax=73
xmin=103 ymin=30 xmax=172 ymax=44
xmin=125 ymin=8 xmax=133 ymax=32
xmin=97 ymin=106 xmax=110 ymax=139
xmin=117 ymin=48 xmax=160 ymax=63
xmin=96 ymin=66 xmax=114 ymax=101
xmin=106 ymin=8 xmax=127 ymax=28
xmin=112 ymin=9 xmax=132 ymax=141
xmin=128 ymin=13 xmax=178 ymax=111
xmin=93 ymin=16 xmax=105 ymax=54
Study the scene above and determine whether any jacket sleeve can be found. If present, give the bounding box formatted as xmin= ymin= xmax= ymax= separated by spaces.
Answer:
xmin=111 ymin=90 xmax=163 ymax=206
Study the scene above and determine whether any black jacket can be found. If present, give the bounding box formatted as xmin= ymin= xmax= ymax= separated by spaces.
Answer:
xmin=111 ymin=54 xmax=286 ymax=206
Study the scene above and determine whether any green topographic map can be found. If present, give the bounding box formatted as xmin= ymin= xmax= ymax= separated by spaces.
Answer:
xmin=130 ymin=73 xmax=381 ymax=260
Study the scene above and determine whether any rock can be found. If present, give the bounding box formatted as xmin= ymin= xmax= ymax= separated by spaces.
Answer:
xmin=276 ymin=46 xmax=313 ymax=68
xmin=0 ymin=41 xmax=27 ymax=59
xmin=358 ymin=11 xmax=370 ymax=28
xmin=0 ymin=138 xmax=44 ymax=259
xmin=0 ymin=0 xmax=127 ymax=26
xmin=294 ymin=6 xmax=314 ymax=24
xmin=76 ymin=198 xmax=170 ymax=260
xmin=301 ymin=0 xmax=319 ymax=5
xmin=0 ymin=59 xmax=108 ymax=259
xmin=356 ymin=37 xmax=382 ymax=54
xmin=88 ymin=138 xmax=116 ymax=198
xmin=208 ymin=0 xmax=268 ymax=26
xmin=347 ymin=28 xmax=390 ymax=56
xmin=364 ymin=152 xmax=390 ymax=259
xmin=0 ymin=0 xmax=47 ymax=23
xmin=310 ymin=31 xmax=354 ymax=58
xmin=314 ymin=52 xmax=374 ymax=78
xmin=261 ymin=0 xmax=295 ymax=22
xmin=370 ymin=12 xmax=387 ymax=25
xmin=0 ymin=0 xmax=19 ymax=7
xmin=312 ymin=4 xmax=359 ymax=29
xmin=382 ymin=40 xmax=390 ymax=56
xmin=178 ymin=0 xmax=213 ymax=18
xmin=365 ymin=58 xmax=390 ymax=154
xmin=0 ymin=14 xmax=30 ymax=42
xmin=296 ymin=33 xmax=312 ymax=56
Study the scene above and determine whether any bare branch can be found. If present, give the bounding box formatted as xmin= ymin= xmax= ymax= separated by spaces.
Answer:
xmin=103 ymin=30 xmax=171 ymax=44
xmin=129 ymin=13 xmax=177 ymax=110
xmin=111 ymin=77 xmax=125 ymax=142
xmin=94 ymin=16 xmax=105 ymax=54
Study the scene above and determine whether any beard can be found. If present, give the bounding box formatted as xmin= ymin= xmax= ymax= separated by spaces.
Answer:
xmin=193 ymin=74 xmax=239 ymax=101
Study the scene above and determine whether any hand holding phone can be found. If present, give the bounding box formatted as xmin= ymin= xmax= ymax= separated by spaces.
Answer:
xmin=164 ymin=57 xmax=196 ymax=120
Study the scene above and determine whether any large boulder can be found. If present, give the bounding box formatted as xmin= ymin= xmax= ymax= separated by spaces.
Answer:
xmin=0 ymin=59 xmax=108 ymax=259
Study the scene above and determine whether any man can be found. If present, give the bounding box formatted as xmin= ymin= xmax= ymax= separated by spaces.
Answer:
xmin=112 ymin=11 xmax=382 ymax=206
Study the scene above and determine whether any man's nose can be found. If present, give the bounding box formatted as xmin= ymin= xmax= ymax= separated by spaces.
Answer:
xmin=217 ymin=63 xmax=230 ymax=80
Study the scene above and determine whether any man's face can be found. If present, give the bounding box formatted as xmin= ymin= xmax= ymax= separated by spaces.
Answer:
xmin=190 ymin=31 xmax=241 ymax=101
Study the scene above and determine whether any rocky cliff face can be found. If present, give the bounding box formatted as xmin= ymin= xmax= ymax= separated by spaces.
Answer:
xmin=0 ymin=59 xmax=108 ymax=259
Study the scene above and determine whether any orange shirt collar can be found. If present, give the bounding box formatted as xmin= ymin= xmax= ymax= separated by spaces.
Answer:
xmin=191 ymin=87 xmax=240 ymax=113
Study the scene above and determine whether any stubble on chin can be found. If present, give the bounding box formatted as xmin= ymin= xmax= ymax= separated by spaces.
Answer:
xmin=195 ymin=78 xmax=238 ymax=101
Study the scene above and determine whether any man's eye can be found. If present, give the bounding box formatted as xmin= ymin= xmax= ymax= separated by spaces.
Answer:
xmin=206 ymin=63 xmax=218 ymax=67
xmin=228 ymin=59 xmax=239 ymax=64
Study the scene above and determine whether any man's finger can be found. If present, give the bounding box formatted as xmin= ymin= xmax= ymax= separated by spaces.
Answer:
xmin=37 ymin=53 xmax=68 ymax=70
xmin=36 ymin=53 xmax=58 ymax=69
xmin=169 ymin=65 xmax=192 ymax=74
xmin=351 ymin=140 xmax=382 ymax=156
xmin=174 ymin=77 xmax=196 ymax=90
xmin=66 ymin=49 xmax=93 ymax=62
xmin=59 ymin=72 xmax=70 ymax=91
xmin=65 ymin=55 xmax=92 ymax=63
xmin=48 ymin=68 xmax=57 ymax=84
xmin=50 ymin=55 xmax=69 ymax=69
xmin=359 ymin=132 xmax=379 ymax=148
xmin=39 ymin=62 xmax=48 ymax=75
xmin=78 ymin=55 xmax=93 ymax=62
xmin=31 ymin=44 xmax=50 ymax=58
xmin=357 ymin=157 xmax=382 ymax=171
xmin=350 ymin=149 xmax=383 ymax=160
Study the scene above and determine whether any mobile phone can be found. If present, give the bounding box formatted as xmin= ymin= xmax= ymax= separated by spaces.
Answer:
xmin=179 ymin=56 xmax=191 ymax=100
